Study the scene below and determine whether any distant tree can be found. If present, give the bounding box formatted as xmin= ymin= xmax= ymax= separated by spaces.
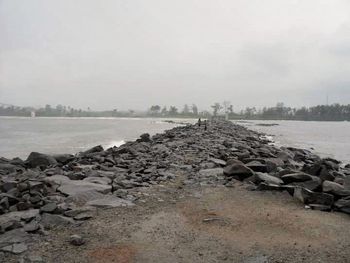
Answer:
xmin=149 ymin=105 xmax=161 ymax=116
xmin=169 ymin=106 xmax=178 ymax=116
xmin=191 ymin=104 xmax=198 ymax=116
xmin=211 ymin=103 xmax=222 ymax=116
xmin=161 ymin=106 xmax=168 ymax=116
xmin=182 ymin=104 xmax=190 ymax=116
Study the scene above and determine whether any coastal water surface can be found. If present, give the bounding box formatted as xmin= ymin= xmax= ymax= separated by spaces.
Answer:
xmin=237 ymin=120 xmax=350 ymax=164
xmin=0 ymin=117 xmax=349 ymax=164
xmin=0 ymin=117 xmax=194 ymax=159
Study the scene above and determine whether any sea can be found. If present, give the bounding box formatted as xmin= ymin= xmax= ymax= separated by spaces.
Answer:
xmin=0 ymin=117 xmax=349 ymax=164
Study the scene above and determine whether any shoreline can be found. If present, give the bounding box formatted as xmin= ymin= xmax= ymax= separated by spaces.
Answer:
xmin=1 ymin=120 xmax=350 ymax=260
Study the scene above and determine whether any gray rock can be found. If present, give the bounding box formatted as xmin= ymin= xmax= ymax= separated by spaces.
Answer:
xmin=323 ymin=180 xmax=350 ymax=197
xmin=0 ymin=229 xmax=29 ymax=248
xmin=26 ymin=152 xmax=57 ymax=168
xmin=41 ymin=213 xmax=74 ymax=228
xmin=281 ymin=173 xmax=314 ymax=184
xmin=69 ymin=234 xmax=85 ymax=246
xmin=223 ymin=164 xmax=254 ymax=180
xmin=40 ymin=203 xmax=57 ymax=213
xmin=294 ymin=187 xmax=334 ymax=207
xmin=46 ymin=175 xmax=111 ymax=196
xmin=0 ymin=242 xmax=28 ymax=254
xmin=334 ymin=197 xmax=350 ymax=214
xmin=253 ymin=173 xmax=283 ymax=185
xmin=87 ymin=195 xmax=134 ymax=208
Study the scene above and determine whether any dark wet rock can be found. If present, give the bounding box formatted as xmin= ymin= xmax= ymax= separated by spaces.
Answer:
xmin=69 ymin=234 xmax=85 ymax=246
xmin=281 ymin=173 xmax=314 ymax=184
xmin=319 ymin=166 xmax=336 ymax=181
xmin=223 ymin=164 xmax=254 ymax=180
xmin=26 ymin=152 xmax=57 ymax=168
xmin=323 ymin=181 xmax=350 ymax=197
xmin=256 ymin=182 xmax=284 ymax=191
xmin=138 ymin=133 xmax=151 ymax=142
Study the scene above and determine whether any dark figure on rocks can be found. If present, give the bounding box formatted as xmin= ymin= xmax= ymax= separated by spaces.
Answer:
xmin=204 ymin=120 xmax=208 ymax=131
xmin=198 ymin=118 xmax=202 ymax=127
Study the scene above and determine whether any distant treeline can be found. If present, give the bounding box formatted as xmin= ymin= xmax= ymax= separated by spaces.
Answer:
xmin=1 ymin=103 xmax=350 ymax=121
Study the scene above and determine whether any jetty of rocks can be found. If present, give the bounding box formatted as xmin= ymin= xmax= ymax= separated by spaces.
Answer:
xmin=1 ymin=120 xmax=350 ymax=256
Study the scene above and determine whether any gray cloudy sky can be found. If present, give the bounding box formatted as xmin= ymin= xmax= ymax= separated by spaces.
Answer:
xmin=1 ymin=0 xmax=350 ymax=111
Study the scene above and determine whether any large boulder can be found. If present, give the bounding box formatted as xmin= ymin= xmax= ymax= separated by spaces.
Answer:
xmin=281 ymin=173 xmax=314 ymax=184
xmin=52 ymin=154 xmax=74 ymax=164
xmin=322 ymin=181 xmax=350 ymax=197
xmin=294 ymin=187 xmax=334 ymax=207
xmin=223 ymin=164 xmax=254 ymax=180
xmin=290 ymin=177 xmax=322 ymax=191
xmin=46 ymin=175 xmax=112 ymax=196
xmin=26 ymin=152 xmax=57 ymax=168
xmin=334 ymin=197 xmax=350 ymax=214
xmin=245 ymin=161 xmax=267 ymax=173
xmin=82 ymin=145 xmax=104 ymax=155
xmin=253 ymin=173 xmax=283 ymax=185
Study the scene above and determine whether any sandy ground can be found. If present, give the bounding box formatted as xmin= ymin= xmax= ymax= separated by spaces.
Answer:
xmin=7 ymin=181 xmax=350 ymax=263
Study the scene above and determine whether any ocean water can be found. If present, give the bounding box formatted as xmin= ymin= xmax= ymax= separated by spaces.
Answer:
xmin=236 ymin=120 xmax=350 ymax=164
xmin=0 ymin=117 xmax=195 ymax=159
xmin=0 ymin=117 xmax=349 ymax=165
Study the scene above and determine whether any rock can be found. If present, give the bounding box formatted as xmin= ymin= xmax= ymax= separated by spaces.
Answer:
xmin=256 ymin=182 xmax=284 ymax=191
xmin=40 ymin=202 xmax=57 ymax=213
xmin=0 ymin=229 xmax=29 ymax=249
xmin=87 ymin=195 xmax=134 ymax=208
xmin=22 ymin=255 xmax=44 ymax=263
xmin=82 ymin=145 xmax=104 ymax=155
xmin=323 ymin=181 xmax=350 ymax=197
xmin=52 ymin=154 xmax=74 ymax=164
xmin=319 ymin=166 xmax=336 ymax=181
xmin=223 ymin=164 xmax=254 ymax=180
xmin=334 ymin=197 xmax=350 ymax=214
xmin=83 ymin=177 xmax=112 ymax=185
xmin=69 ymin=234 xmax=85 ymax=246
xmin=281 ymin=173 xmax=314 ymax=184
xmin=138 ymin=133 xmax=151 ymax=142
xmin=26 ymin=152 xmax=57 ymax=168
xmin=0 ymin=242 xmax=28 ymax=254
xmin=293 ymin=187 xmax=334 ymax=207
xmin=253 ymin=173 xmax=283 ymax=185
xmin=41 ymin=213 xmax=74 ymax=228
xmin=245 ymin=161 xmax=267 ymax=173
xmin=23 ymin=221 xmax=40 ymax=232
xmin=291 ymin=178 xmax=322 ymax=192
xmin=198 ymin=168 xmax=224 ymax=178
xmin=46 ymin=175 xmax=112 ymax=196
xmin=208 ymin=158 xmax=226 ymax=166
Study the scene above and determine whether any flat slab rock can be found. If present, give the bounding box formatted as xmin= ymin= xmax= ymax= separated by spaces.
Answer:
xmin=46 ymin=175 xmax=112 ymax=196
xmin=0 ymin=229 xmax=29 ymax=250
xmin=65 ymin=190 xmax=134 ymax=208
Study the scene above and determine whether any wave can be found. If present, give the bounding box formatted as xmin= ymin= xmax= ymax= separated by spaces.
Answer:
xmin=105 ymin=140 xmax=126 ymax=149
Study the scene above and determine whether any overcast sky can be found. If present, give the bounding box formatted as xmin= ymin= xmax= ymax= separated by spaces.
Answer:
xmin=1 ymin=0 xmax=350 ymax=111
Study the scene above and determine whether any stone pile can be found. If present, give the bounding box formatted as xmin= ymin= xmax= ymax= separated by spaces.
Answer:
xmin=1 ymin=120 xmax=350 ymax=255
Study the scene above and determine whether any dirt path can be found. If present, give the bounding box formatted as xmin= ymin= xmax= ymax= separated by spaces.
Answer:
xmin=15 ymin=182 xmax=350 ymax=263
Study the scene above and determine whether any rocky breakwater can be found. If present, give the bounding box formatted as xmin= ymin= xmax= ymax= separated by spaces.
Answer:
xmin=1 ymin=120 xmax=350 ymax=258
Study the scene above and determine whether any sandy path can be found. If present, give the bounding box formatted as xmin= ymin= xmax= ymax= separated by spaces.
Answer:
xmin=13 ymin=182 xmax=350 ymax=263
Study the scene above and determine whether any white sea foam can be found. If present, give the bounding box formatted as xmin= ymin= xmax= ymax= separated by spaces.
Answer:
xmin=105 ymin=140 xmax=126 ymax=149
